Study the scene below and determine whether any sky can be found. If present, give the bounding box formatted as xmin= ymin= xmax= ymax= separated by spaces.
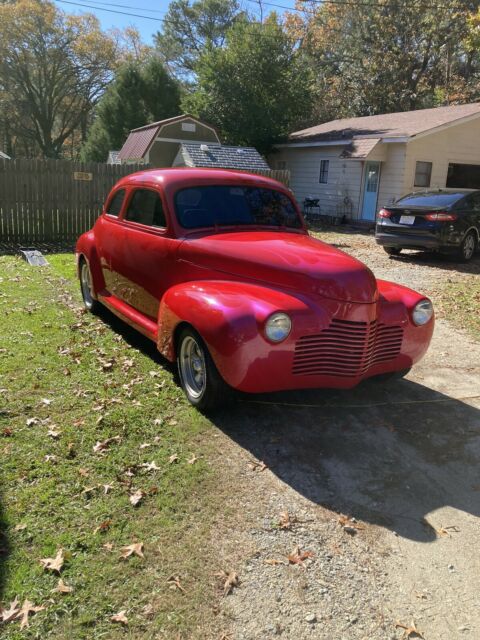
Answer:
xmin=53 ymin=0 xmax=298 ymax=45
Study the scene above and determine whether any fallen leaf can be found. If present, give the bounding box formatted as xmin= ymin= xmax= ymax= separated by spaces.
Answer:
xmin=111 ymin=610 xmax=128 ymax=625
xmin=13 ymin=523 xmax=27 ymax=532
xmin=44 ymin=454 xmax=57 ymax=463
xmin=248 ymin=460 xmax=267 ymax=472
xmin=141 ymin=461 xmax=160 ymax=472
xmin=139 ymin=442 xmax=152 ymax=449
xmin=40 ymin=548 xmax=65 ymax=573
xmin=103 ymin=483 xmax=114 ymax=494
xmin=168 ymin=454 xmax=179 ymax=464
xmin=54 ymin=579 xmax=73 ymax=594
xmin=17 ymin=599 xmax=45 ymax=629
xmin=47 ymin=429 xmax=61 ymax=439
xmin=187 ymin=454 xmax=198 ymax=465
xmin=103 ymin=542 xmax=114 ymax=552
xmin=216 ymin=570 xmax=239 ymax=596
xmin=129 ymin=490 xmax=144 ymax=507
xmin=41 ymin=398 xmax=52 ymax=406
xmin=94 ymin=520 xmax=112 ymax=534
xmin=287 ymin=546 xmax=314 ymax=568
xmin=26 ymin=417 xmax=39 ymax=426
xmin=1 ymin=597 xmax=20 ymax=623
xmin=2 ymin=427 xmax=13 ymax=437
xmin=264 ymin=558 xmax=287 ymax=566
xmin=141 ymin=603 xmax=155 ymax=618
xmin=395 ymin=620 xmax=425 ymax=639
xmin=120 ymin=542 xmax=144 ymax=559
xmin=167 ymin=575 xmax=186 ymax=593
xmin=154 ymin=418 xmax=163 ymax=426
xmin=78 ymin=468 xmax=89 ymax=477
xmin=278 ymin=511 xmax=295 ymax=530
xmin=338 ymin=514 xmax=365 ymax=532
xmin=93 ymin=436 xmax=121 ymax=453
xmin=168 ymin=419 xmax=178 ymax=426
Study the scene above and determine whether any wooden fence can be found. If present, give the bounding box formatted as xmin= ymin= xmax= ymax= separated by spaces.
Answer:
xmin=0 ymin=159 xmax=146 ymax=245
xmin=0 ymin=159 xmax=291 ymax=245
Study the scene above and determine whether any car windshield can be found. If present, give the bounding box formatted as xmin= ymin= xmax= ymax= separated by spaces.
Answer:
xmin=175 ymin=185 xmax=302 ymax=229
xmin=396 ymin=193 xmax=465 ymax=207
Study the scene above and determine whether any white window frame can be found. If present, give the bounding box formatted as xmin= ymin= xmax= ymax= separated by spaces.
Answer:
xmin=414 ymin=160 xmax=432 ymax=188
xmin=319 ymin=159 xmax=329 ymax=184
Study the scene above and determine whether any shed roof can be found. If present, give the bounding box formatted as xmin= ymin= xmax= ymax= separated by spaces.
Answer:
xmin=182 ymin=143 xmax=269 ymax=170
xmin=118 ymin=114 xmax=220 ymax=161
xmin=289 ymin=102 xmax=480 ymax=144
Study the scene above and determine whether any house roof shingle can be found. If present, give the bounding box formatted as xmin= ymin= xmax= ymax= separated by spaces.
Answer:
xmin=182 ymin=144 xmax=269 ymax=170
xmin=289 ymin=102 xmax=480 ymax=144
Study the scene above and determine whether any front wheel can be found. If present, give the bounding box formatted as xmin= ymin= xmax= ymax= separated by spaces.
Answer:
xmin=458 ymin=231 xmax=477 ymax=263
xmin=383 ymin=247 xmax=402 ymax=256
xmin=177 ymin=327 xmax=230 ymax=411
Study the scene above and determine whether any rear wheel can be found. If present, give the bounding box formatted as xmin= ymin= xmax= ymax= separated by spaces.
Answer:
xmin=177 ymin=327 xmax=230 ymax=411
xmin=383 ymin=247 xmax=402 ymax=256
xmin=79 ymin=259 xmax=100 ymax=313
xmin=458 ymin=231 xmax=477 ymax=263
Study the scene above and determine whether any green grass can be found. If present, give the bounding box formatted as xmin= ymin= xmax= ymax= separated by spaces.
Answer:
xmin=435 ymin=276 xmax=480 ymax=340
xmin=0 ymin=254 xmax=227 ymax=638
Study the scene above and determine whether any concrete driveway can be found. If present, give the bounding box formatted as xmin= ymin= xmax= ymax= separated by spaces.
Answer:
xmin=212 ymin=238 xmax=480 ymax=639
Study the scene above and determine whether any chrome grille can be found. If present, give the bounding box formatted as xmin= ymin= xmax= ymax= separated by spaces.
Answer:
xmin=292 ymin=318 xmax=403 ymax=377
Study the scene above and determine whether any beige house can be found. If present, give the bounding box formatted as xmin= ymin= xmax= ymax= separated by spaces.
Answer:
xmin=273 ymin=103 xmax=480 ymax=221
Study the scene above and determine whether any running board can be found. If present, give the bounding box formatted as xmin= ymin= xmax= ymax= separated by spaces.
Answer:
xmin=98 ymin=291 xmax=158 ymax=342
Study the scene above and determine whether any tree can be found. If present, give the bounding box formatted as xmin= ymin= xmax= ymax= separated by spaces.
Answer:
xmin=0 ymin=0 xmax=118 ymax=158
xmin=155 ymin=0 xmax=242 ymax=80
xmin=81 ymin=57 xmax=181 ymax=162
xmin=184 ymin=15 xmax=314 ymax=153
xmin=286 ymin=0 xmax=480 ymax=122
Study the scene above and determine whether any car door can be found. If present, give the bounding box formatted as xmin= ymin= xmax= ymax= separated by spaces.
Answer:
xmin=456 ymin=192 xmax=480 ymax=238
xmin=118 ymin=187 xmax=180 ymax=320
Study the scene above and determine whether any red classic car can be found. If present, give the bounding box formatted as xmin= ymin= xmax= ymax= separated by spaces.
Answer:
xmin=76 ymin=168 xmax=434 ymax=410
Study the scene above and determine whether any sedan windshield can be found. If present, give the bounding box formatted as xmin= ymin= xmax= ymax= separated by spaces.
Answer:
xmin=396 ymin=192 xmax=465 ymax=208
xmin=175 ymin=185 xmax=302 ymax=229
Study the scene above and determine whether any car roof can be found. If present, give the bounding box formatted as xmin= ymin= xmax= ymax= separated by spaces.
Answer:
xmin=114 ymin=167 xmax=286 ymax=191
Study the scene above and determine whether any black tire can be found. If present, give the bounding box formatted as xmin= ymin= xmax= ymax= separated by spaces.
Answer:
xmin=176 ymin=326 xmax=230 ymax=411
xmin=79 ymin=258 xmax=101 ymax=314
xmin=457 ymin=231 xmax=477 ymax=263
xmin=383 ymin=247 xmax=402 ymax=256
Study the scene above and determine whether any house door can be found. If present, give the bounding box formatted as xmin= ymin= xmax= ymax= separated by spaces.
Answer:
xmin=362 ymin=162 xmax=381 ymax=221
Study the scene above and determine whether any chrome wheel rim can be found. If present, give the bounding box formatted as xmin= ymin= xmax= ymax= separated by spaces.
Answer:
xmin=179 ymin=336 xmax=206 ymax=399
xmin=463 ymin=234 xmax=475 ymax=260
xmin=80 ymin=262 xmax=93 ymax=309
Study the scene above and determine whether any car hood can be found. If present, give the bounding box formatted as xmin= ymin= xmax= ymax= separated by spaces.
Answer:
xmin=178 ymin=231 xmax=378 ymax=303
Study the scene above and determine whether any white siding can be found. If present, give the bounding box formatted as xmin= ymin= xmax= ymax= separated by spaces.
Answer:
xmin=376 ymin=143 xmax=407 ymax=207
xmin=404 ymin=116 xmax=480 ymax=193
xmin=273 ymin=146 xmax=364 ymax=217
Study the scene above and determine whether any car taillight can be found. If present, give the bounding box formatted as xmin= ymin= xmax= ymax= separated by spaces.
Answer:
xmin=378 ymin=208 xmax=392 ymax=218
xmin=425 ymin=212 xmax=457 ymax=222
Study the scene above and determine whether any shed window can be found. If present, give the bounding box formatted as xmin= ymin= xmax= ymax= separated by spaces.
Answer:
xmin=447 ymin=163 xmax=480 ymax=189
xmin=414 ymin=161 xmax=432 ymax=187
xmin=319 ymin=160 xmax=329 ymax=184
xmin=125 ymin=189 xmax=166 ymax=228
xmin=105 ymin=189 xmax=125 ymax=217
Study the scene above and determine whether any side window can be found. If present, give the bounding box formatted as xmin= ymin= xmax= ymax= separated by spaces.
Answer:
xmin=470 ymin=193 xmax=480 ymax=211
xmin=414 ymin=161 xmax=432 ymax=188
xmin=319 ymin=160 xmax=329 ymax=184
xmin=125 ymin=189 xmax=166 ymax=228
xmin=105 ymin=189 xmax=125 ymax=217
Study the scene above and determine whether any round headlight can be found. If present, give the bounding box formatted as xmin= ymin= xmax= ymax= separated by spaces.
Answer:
xmin=412 ymin=299 xmax=433 ymax=326
xmin=265 ymin=313 xmax=292 ymax=342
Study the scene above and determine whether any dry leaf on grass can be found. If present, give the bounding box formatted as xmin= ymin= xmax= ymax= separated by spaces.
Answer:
xmin=120 ymin=542 xmax=144 ymax=559
xmin=187 ymin=454 xmax=199 ymax=464
xmin=395 ymin=620 xmax=425 ymax=638
xmin=1 ymin=597 xmax=20 ymax=623
xmin=40 ymin=548 xmax=65 ymax=573
xmin=111 ymin=610 xmax=128 ymax=625
xmin=338 ymin=514 xmax=365 ymax=534
xmin=17 ymin=599 xmax=46 ymax=629
xmin=26 ymin=417 xmax=39 ymax=426
xmin=94 ymin=520 xmax=112 ymax=534
xmin=264 ymin=558 xmax=287 ymax=566
xmin=141 ymin=461 xmax=160 ymax=472
xmin=93 ymin=436 xmax=121 ymax=454
xmin=168 ymin=454 xmax=179 ymax=464
xmin=103 ymin=542 xmax=114 ymax=552
xmin=54 ymin=579 xmax=73 ymax=594
xmin=287 ymin=546 xmax=314 ymax=568
xmin=129 ymin=490 xmax=144 ymax=507
xmin=13 ymin=524 xmax=27 ymax=532
xmin=167 ymin=575 xmax=186 ymax=593
xmin=216 ymin=571 xmax=239 ymax=596
xmin=248 ymin=460 xmax=267 ymax=472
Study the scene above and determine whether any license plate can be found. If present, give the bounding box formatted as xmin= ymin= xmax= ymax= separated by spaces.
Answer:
xmin=399 ymin=215 xmax=415 ymax=225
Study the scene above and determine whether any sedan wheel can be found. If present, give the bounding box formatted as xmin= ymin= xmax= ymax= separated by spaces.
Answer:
xmin=177 ymin=327 xmax=229 ymax=411
xmin=383 ymin=247 xmax=402 ymax=257
xmin=459 ymin=231 xmax=477 ymax=263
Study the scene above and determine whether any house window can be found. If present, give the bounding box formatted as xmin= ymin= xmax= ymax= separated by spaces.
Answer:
xmin=105 ymin=189 xmax=125 ymax=217
xmin=319 ymin=160 xmax=329 ymax=184
xmin=447 ymin=163 xmax=480 ymax=189
xmin=414 ymin=161 xmax=432 ymax=187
